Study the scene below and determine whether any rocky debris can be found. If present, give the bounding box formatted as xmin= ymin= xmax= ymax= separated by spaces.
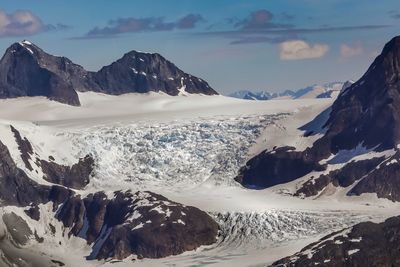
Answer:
xmin=10 ymin=125 xmax=34 ymax=171
xmin=24 ymin=204 xmax=41 ymax=221
xmin=295 ymin=157 xmax=384 ymax=197
xmin=272 ymin=215 xmax=400 ymax=267
xmin=236 ymin=36 xmax=400 ymax=200
xmin=40 ymin=155 xmax=94 ymax=190
xmin=350 ymin=151 xmax=400 ymax=201
xmin=0 ymin=41 xmax=217 ymax=105
xmin=236 ymin=146 xmax=325 ymax=189
xmin=57 ymin=190 xmax=219 ymax=260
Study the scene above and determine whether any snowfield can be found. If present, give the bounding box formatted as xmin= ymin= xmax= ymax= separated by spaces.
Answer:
xmin=0 ymin=92 xmax=399 ymax=266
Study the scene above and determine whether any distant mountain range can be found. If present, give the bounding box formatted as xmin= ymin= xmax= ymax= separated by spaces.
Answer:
xmin=0 ymin=40 xmax=218 ymax=106
xmin=229 ymin=81 xmax=354 ymax=100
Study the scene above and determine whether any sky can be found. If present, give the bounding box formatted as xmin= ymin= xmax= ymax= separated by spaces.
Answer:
xmin=0 ymin=0 xmax=399 ymax=94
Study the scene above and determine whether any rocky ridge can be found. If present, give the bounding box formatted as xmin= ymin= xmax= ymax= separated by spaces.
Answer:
xmin=0 ymin=40 xmax=217 ymax=106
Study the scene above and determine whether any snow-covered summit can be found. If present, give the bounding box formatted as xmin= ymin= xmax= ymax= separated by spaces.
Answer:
xmin=229 ymin=82 xmax=345 ymax=101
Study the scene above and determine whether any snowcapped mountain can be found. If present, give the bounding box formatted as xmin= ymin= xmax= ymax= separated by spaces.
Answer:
xmin=0 ymin=40 xmax=217 ymax=106
xmin=229 ymin=82 xmax=348 ymax=100
xmin=1 ymin=36 xmax=400 ymax=267
xmin=228 ymin=90 xmax=275 ymax=100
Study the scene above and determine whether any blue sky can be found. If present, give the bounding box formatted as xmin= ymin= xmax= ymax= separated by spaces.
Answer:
xmin=0 ymin=0 xmax=399 ymax=94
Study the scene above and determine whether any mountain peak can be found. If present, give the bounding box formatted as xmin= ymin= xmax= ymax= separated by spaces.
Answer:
xmin=9 ymin=40 xmax=41 ymax=54
xmin=0 ymin=41 xmax=217 ymax=105
xmin=94 ymin=47 xmax=217 ymax=96
xmin=382 ymin=35 xmax=400 ymax=54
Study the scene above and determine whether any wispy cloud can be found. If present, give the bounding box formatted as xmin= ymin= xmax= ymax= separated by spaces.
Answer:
xmin=177 ymin=14 xmax=205 ymax=29
xmin=83 ymin=14 xmax=204 ymax=38
xmin=233 ymin=9 xmax=293 ymax=30
xmin=340 ymin=43 xmax=364 ymax=59
xmin=208 ymin=9 xmax=390 ymax=45
xmin=77 ymin=8 xmax=391 ymax=44
xmin=200 ymin=24 xmax=390 ymax=45
xmin=279 ymin=40 xmax=329 ymax=60
xmin=229 ymin=34 xmax=298 ymax=45
xmin=388 ymin=10 xmax=400 ymax=19
xmin=0 ymin=9 xmax=69 ymax=37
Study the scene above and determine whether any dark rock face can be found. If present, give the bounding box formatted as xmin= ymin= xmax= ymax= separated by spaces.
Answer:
xmin=236 ymin=36 xmax=400 ymax=199
xmin=236 ymin=146 xmax=325 ymax=189
xmin=10 ymin=125 xmax=34 ymax=171
xmin=57 ymin=190 xmax=218 ymax=260
xmin=0 ymin=41 xmax=80 ymax=106
xmin=272 ymin=215 xmax=400 ymax=267
xmin=92 ymin=50 xmax=217 ymax=96
xmin=350 ymin=151 xmax=400 ymax=201
xmin=295 ymin=157 xmax=384 ymax=197
xmin=40 ymin=155 xmax=94 ymax=189
xmin=2 ymin=212 xmax=33 ymax=246
xmin=0 ymin=41 xmax=217 ymax=105
xmin=323 ymin=37 xmax=400 ymax=152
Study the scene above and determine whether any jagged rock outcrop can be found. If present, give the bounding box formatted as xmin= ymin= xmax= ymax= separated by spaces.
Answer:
xmin=272 ymin=215 xmax=400 ymax=267
xmin=57 ymin=190 xmax=219 ymax=260
xmin=10 ymin=125 xmax=34 ymax=171
xmin=236 ymin=36 xmax=400 ymax=200
xmin=350 ymin=151 xmax=400 ymax=201
xmin=295 ymin=157 xmax=384 ymax=197
xmin=0 ymin=40 xmax=217 ymax=105
xmin=40 ymin=155 xmax=94 ymax=190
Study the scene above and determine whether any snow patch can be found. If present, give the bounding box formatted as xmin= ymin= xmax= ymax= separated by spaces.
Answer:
xmin=348 ymin=249 xmax=360 ymax=256
xmin=132 ymin=223 xmax=144 ymax=230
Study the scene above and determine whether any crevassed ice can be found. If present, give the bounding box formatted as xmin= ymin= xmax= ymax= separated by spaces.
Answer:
xmin=66 ymin=114 xmax=285 ymax=191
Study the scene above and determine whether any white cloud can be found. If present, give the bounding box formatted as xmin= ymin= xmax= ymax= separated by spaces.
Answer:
xmin=340 ymin=43 xmax=363 ymax=59
xmin=0 ymin=10 xmax=47 ymax=37
xmin=279 ymin=40 xmax=329 ymax=60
